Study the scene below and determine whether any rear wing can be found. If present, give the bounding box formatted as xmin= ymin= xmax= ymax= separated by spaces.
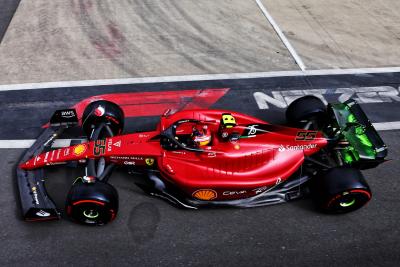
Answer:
xmin=329 ymin=99 xmax=387 ymax=167
xmin=344 ymin=99 xmax=387 ymax=159
xmin=16 ymin=109 xmax=78 ymax=221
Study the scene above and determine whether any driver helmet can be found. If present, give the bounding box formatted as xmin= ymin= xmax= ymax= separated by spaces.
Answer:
xmin=192 ymin=125 xmax=211 ymax=146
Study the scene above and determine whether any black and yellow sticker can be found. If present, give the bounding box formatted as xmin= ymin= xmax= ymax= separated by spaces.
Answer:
xmin=295 ymin=131 xmax=318 ymax=141
xmin=93 ymin=139 xmax=107 ymax=156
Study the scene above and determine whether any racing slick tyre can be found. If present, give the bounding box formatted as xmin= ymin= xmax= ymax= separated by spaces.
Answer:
xmin=286 ymin=95 xmax=327 ymax=127
xmin=311 ymin=167 xmax=372 ymax=213
xmin=65 ymin=181 xmax=118 ymax=225
xmin=82 ymin=100 xmax=124 ymax=138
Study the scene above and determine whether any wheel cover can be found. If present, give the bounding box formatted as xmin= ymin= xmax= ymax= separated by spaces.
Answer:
xmin=327 ymin=190 xmax=370 ymax=213
xmin=339 ymin=198 xmax=356 ymax=207
xmin=83 ymin=209 xmax=100 ymax=219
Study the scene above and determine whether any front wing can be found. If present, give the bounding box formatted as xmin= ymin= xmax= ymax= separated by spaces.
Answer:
xmin=16 ymin=109 xmax=78 ymax=221
xmin=16 ymin=127 xmax=62 ymax=221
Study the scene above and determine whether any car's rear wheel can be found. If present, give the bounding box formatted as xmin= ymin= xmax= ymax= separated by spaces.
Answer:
xmin=82 ymin=100 xmax=124 ymax=139
xmin=311 ymin=167 xmax=371 ymax=213
xmin=65 ymin=181 xmax=118 ymax=225
xmin=286 ymin=95 xmax=327 ymax=128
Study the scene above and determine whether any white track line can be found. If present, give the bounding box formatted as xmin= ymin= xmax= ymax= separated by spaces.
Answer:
xmin=373 ymin=121 xmax=400 ymax=131
xmin=0 ymin=140 xmax=35 ymax=149
xmin=0 ymin=139 xmax=84 ymax=149
xmin=0 ymin=122 xmax=399 ymax=149
xmin=254 ymin=0 xmax=306 ymax=71
xmin=1 ymin=67 xmax=400 ymax=92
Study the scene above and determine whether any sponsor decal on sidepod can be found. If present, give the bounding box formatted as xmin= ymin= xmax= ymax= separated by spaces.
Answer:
xmin=278 ymin=144 xmax=317 ymax=152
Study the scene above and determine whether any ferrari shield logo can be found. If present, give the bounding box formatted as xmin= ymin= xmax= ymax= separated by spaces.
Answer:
xmin=145 ymin=158 xmax=155 ymax=166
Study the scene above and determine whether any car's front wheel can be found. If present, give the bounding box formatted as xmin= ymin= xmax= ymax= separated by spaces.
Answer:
xmin=65 ymin=181 xmax=118 ymax=225
xmin=82 ymin=100 xmax=124 ymax=139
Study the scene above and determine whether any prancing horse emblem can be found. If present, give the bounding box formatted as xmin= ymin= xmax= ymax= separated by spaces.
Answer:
xmin=145 ymin=158 xmax=155 ymax=166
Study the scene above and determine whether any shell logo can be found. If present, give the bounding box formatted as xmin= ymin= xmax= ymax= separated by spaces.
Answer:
xmin=73 ymin=144 xmax=87 ymax=156
xmin=192 ymin=189 xmax=217 ymax=201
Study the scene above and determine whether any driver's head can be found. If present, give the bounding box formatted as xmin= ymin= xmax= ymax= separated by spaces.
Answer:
xmin=221 ymin=113 xmax=236 ymax=128
xmin=192 ymin=125 xmax=211 ymax=146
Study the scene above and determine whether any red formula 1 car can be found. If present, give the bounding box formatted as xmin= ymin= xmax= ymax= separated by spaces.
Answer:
xmin=17 ymin=96 xmax=387 ymax=225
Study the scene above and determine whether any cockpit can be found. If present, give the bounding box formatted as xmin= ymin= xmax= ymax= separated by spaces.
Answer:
xmin=160 ymin=119 xmax=218 ymax=152
xmin=159 ymin=113 xmax=253 ymax=152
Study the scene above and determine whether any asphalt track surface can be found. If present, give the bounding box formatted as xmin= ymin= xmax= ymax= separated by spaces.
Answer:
xmin=1 ymin=73 xmax=399 ymax=266
xmin=0 ymin=0 xmax=20 ymax=43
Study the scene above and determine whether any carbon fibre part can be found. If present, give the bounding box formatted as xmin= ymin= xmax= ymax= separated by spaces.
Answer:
xmin=16 ymin=109 xmax=79 ymax=221
xmin=16 ymin=127 xmax=63 ymax=221
xmin=138 ymin=170 xmax=310 ymax=209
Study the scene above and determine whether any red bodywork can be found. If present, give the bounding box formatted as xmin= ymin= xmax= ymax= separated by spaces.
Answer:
xmin=21 ymin=109 xmax=328 ymax=201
